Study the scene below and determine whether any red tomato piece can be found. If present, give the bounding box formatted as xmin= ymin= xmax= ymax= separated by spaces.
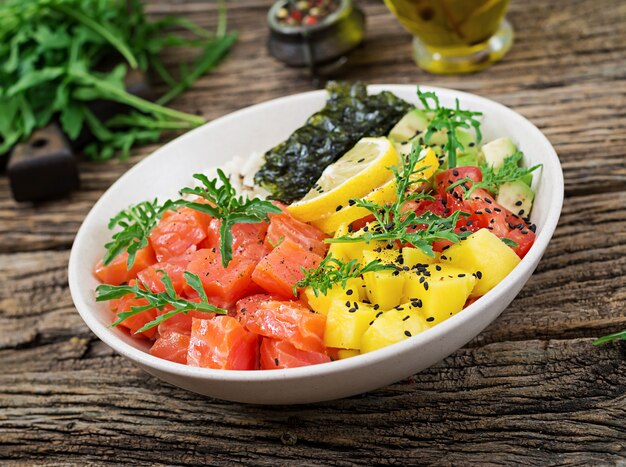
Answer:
xmin=201 ymin=219 xmax=270 ymax=262
xmin=150 ymin=331 xmax=190 ymax=364
xmin=94 ymin=245 xmax=156 ymax=286
xmin=237 ymin=295 xmax=326 ymax=353
xmin=183 ymin=248 xmax=257 ymax=307
xmin=137 ymin=261 xmax=187 ymax=295
xmin=251 ymin=238 xmax=323 ymax=298
xmin=187 ymin=317 xmax=259 ymax=370
xmin=113 ymin=293 xmax=158 ymax=340
xmin=435 ymin=166 xmax=483 ymax=199
xmin=260 ymin=338 xmax=330 ymax=369
xmin=464 ymin=188 xmax=510 ymax=238
xmin=505 ymin=224 xmax=536 ymax=259
xmin=149 ymin=207 xmax=208 ymax=262
xmin=265 ymin=211 xmax=328 ymax=257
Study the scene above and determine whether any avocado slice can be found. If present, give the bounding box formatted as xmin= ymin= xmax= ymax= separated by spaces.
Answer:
xmin=389 ymin=108 xmax=429 ymax=143
xmin=480 ymin=137 xmax=517 ymax=170
xmin=497 ymin=180 xmax=535 ymax=217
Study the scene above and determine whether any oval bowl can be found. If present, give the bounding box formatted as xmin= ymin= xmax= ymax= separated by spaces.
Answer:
xmin=69 ymin=85 xmax=563 ymax=404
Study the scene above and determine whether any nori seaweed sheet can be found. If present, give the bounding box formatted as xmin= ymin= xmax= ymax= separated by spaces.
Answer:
xmin=254 ymin=81 xmax=412 ymax=203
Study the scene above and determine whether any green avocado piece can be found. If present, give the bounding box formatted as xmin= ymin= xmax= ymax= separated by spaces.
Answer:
xmin=389 ymin=108 xmax=429 ymax=143
xmin=497 ymin=180 xmax=535 ymax=217
xmin=480 ymin=137 xmax=517 ymax=170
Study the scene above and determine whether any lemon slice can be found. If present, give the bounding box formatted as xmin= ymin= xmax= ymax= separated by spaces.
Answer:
xmin=287 ymin=137 xmax=399 ymax=222
xmin=311 ymin=147 xmax=440 ymax=234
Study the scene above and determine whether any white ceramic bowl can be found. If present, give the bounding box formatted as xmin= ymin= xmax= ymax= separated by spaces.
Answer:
xmin=69 ymin=85 xmax=563 ymax=404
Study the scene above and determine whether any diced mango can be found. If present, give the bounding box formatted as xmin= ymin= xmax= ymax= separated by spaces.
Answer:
xmin=362 ymin=268 xmax=404 ymax=310
xmin=324 ymin=300 xmax=378 ymax=350
xmin=327 ymin=222 xmax=386 ymax=263
xmin=403 ymin=264 xmax=475 ymax=325
xmin=441 ymin=229 xmax=520 ymax=297
xmin=303 ymin=277 xmax=365 ymax=315
xmin=337 ymin=349 xmax=360 ymax=359
xmin=360 ymin=308 xmax=430 ymax=353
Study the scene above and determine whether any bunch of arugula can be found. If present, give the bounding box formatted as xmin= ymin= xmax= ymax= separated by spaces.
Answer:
xmin=96 ymin=270 xmax=226 ymax=333
xmin=327 ymin=142 xmax=470 ymax=258
xmin=0 ymin=0 xmax=237 ymax=159
xmin=417 ymin=89 xmax=482 ymax=169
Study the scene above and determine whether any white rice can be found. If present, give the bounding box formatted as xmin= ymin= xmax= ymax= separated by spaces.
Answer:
xmin=200 ymin=151 xmax=271 ymax=200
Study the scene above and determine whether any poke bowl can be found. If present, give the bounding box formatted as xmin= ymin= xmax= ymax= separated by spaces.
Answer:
xmin=68 ymin=84 xmax=563 ymax=404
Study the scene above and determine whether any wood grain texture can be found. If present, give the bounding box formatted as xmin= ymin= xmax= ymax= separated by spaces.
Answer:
xmin=1 ymin=0 xmax=625 ymax=465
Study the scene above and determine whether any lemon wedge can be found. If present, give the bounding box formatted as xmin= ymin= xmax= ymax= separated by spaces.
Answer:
xmin=287 ymin=137 xmax=399 ymax=222
xmin=311 ymin=147 xmax=440 ymax=234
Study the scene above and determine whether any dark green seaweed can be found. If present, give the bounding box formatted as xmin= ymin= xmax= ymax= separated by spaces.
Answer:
xmin=254 ymin=82 xmax=412 ymax=203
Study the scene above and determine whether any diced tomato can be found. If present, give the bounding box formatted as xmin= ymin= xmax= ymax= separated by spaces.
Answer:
xmin=464 ymin=188 xmax=510 ymax=238
xmin=94 ymin=245 xmax=156 ymax=286
xmin=237 ymin=295 xmax=326 ymax=353
xmin=150 ymin=331 xmax=190 ymax=364
xmin=184 ymin=248 xmax=257 ymax=308
xmin=251 ymin=238 xmax=323 ymax=298
xmin=187 ymin=317 xmax=259 ymax=370
xmin=149 ymin=207 xmax=208 ymax=262
xmin=265 ymin=211 xmax=328 ymax=257
xmin=114 ymin=293 xmax=158 ymax=339
xmin=201 ymin=219 xmax=270 ymax=262
xmin=137 ymin=261 xmax=187 ymax=295
xmin=435 ymin=166 xmax=483 ymax=198
xmin=349 ymin=214 xmax=376 ymax=232
xmin=505 ymin=224 xmax=536 ymax=259
xmin=260 ymin=338 xmax=330 ymax=370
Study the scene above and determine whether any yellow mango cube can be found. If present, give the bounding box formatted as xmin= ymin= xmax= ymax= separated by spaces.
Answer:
xmin=360 ymin=308 xmax=430 ymax=354
xmin=324 ymin=300 xmax=378 ymax=350
xmin=441 ymin=229 xmax=520 ymax=297
xmin=303 ymin=277 xmax=365 ymax=315
xmin=337 ymin=349 xmax=360 ymax=359
xmin=403 ymin=264 xmax=475 ymax=325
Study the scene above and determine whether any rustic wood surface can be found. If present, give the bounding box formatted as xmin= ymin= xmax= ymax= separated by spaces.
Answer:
xmin=1 ymin=0 xmax=625 ymax=465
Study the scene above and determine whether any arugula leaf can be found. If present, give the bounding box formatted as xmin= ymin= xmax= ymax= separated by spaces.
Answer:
xmin=593 ymin=329 xmax=626 ymax=345
xmin=448 ymin=151 xmax=542 ymax=198
xmin=104 ymin=198 xmax=181 ymax=268
xmin=417 ymin=88 xmax=482 ymax=168
xmin=328 ymin=142 xmax=469 ymax=256
xmin=180 ymin=170 xmax=282 ymax=267
xmin=96 ymin=271 xmax=226 ymax=334
xmin=294 ymin=254 xmax=395 ymax=297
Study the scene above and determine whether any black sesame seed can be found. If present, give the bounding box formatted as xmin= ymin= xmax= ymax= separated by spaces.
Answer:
xmin=493 ymin=207 xmax=501 ymax=212
xmin=274 ymin=358 xmax=279 ymax=366
xmin=403 ymin=315 xmax=410 ymax=321
xmin=357 ymin=157 xmax=365 ymax=163
xmin=476 ymin=271 xmax=483 ymax=279
xmin=435 ymin=265 xmax=442 ymax=271
xmin=335 ymin=205 xmax=343 ymax=211
xmin=515 ymin=200 xmax=523 ymax=206
xmin=376 ymin=311 xmax=383 ymax=317
xmin=423 ymin=282 xmax=429 ymax=291
xmin=404 ymin=330 xmax=412 ymax=337
xmin=452 ymin=169 xmax=459 ymax=177
xmin=458 ymin=273 xmax=466 ymax=277
xmin=348 ymin=307 xmax=356 ymax=313
xmin=373 ymin=304 xmax=380 ymax=310
xmin=518 ymin=209 xmax=525 ymax=215
xmin=348 ymin=199 xmax=356 ymax=206
xmin=426 ymin=317 xmax=435 ymax=323
xmin=484 ymin=197 xmax=492 ymax=204
xmin=346 ymin=289 xmax=353 ymax=296
xmin=345 ymin=300 xmax=351 ymax=307
xmin=485 ymin=208 xmax=492 ymax=214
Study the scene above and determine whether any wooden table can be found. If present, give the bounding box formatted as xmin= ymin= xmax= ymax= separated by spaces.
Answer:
xmin=2 ymin=0 xmax=625 ymax=464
